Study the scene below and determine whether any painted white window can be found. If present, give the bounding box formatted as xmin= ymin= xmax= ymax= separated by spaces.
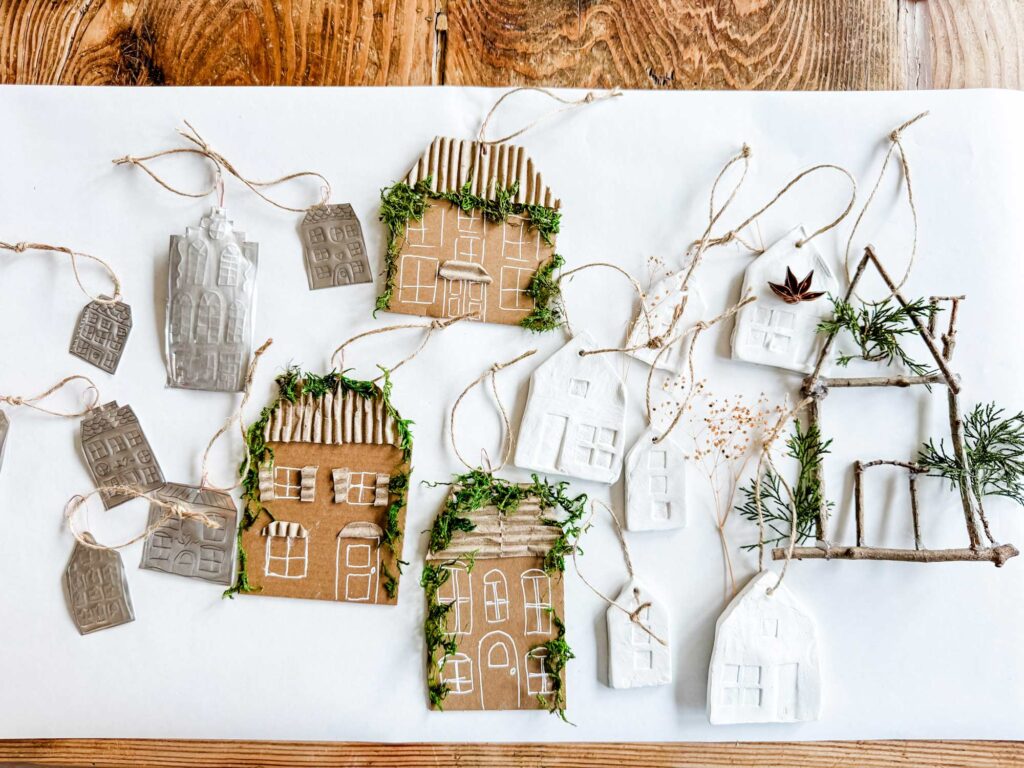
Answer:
xmin=398 ymin=255 xmax=438 ymax=305
xmin=501 ymin=216 xmax=536 ymax=263
xmin=521 ymin=569 xmax=552 ymax=635
xmin=347 ymin=472 xmax=377 ymax=505
xmin=568 ymin=378 xmax=590 ymax=398
xmin=217 ymin=244 xmax=241 ymax=286
xmin=273 ymin=466 xmax=303 ymax=499
xmin=405 ymin=215 xmax=435 ymax=247
xmin=456 ymin=207 xmax=482 ymax=234
xmin=483 ymin=569 xmax=510 ymax=623
xmin=437 ymin=565 xmax=472 ymax=635
xmin=441 ymin=653 xmax=474 ymax=695
xmin=525 ymin=648 xmax=554 ymax=695
xmin=264 ymin=533 xmax=308 ymax=579
xmin=575 ymin=425 xmax=617 ymax=470
xmin=346 ymin=543 xmax=371 ymax=568
xmin=721 ymin=664 xmax=763 ymax=708
xmin=455 ymin=236 xmax=484 ymax=264
xmin=498 ymin=265 xmax=532 ymax=311
xmin=749 ymin=307 xmax=796 ymax=353
xmin=487 ymin=642 xmax=510 ymax=668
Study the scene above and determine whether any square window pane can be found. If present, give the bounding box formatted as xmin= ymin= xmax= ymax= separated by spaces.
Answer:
xmin=723 ymin=664 xmax=740 ymax=683
xmin=647 ymin=450 xmax=667 ymax=469
xmin=740 ymin=665 xmax=761 ymax=685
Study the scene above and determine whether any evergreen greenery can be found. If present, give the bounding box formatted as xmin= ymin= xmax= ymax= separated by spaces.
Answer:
xmin=818 ymin=295 xmax=937 ymax=376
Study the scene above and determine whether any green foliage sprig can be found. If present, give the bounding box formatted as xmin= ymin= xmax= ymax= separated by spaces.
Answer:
xmin=534 ymin=609 xmax=575 ymax=723
xmin=818 ymin=294 xmax=937 ymax=376
xmin=520 ymin=254 xmax=566 ymax=333
xmin=737 ymin=422 xmax=833 ymax=550
xmin=420 ymin=556 xmax=474 ymax=709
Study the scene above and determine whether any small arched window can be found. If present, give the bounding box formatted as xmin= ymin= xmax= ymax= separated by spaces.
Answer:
xmin=225 ymin=300 xmax=246 ymax=344
xmin=196 ymin=292 xmax=223 ymax=344
xmin=170 ymin=293 xmax=193 ymax=344
xmin=218 ymin=244 xmax=242 ymax=287
xmin=520 ymin=569 xmax=552 ymax=635
xmin=184 ymin=238 xmax=209 ymax=285
xmin=483 ymin=569 xmax=509 ymax=623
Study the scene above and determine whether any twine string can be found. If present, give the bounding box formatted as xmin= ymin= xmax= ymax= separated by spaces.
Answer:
xmin=113 ymin=121 xmax=332 ymax=213
xmin=571 ymin=500 xmax=667 ymax=646
xmin=844 ymin=112 xmax=928 ymax=300
xmin=65 ymin=485 xmax=222 ymax=552
xmin=0 ymin=375 xmax=100 ymax=418
xmin=331 ymin=313 xmax=474 ymax=381
xmin=198 ymin=338 xmax=274 ymax=493
xmin=0 ymin=241 xmax=123 ymax=304
xmin=449 ymin=350 xmax=537 ymax=473
xmin=477 ymin=87 xmax=622 ymax=146
xmin=557 ymin=262 xmax=651 ymax=348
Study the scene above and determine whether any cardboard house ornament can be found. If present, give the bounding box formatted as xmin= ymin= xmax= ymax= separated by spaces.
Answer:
xmin=64 ymin=533 xmax=135 ymax=635
xmin=625 ymin=275 xmax=707 ymax=373
xmin=378 ymin=137 xmax=564 ymax=329
xmin=607 ymin=578 xmax=671 ymax=689
xmin=731 ymin=226 xmax=838 ymax=374
xmin=300 ymin=204 xmax=372 ymax=290
xmin=140 ymin=483 xmax=237 ymax=585
xmin=624 ymin=426 xmax=688 ymax=531
xmin=166 ymin=207 xmax=258 ymax=392
xmin=707 ymin=570 xmax=821 ymax=724
xmin=69 ymin=297 xmax=133 ymax=374
xmin=231 ymin=370 xmax=411 ymax=604
xmin=515 ymin=332 xmax=627 ymax=484
xmin=80 ymin=401 xmax=164 ymax=510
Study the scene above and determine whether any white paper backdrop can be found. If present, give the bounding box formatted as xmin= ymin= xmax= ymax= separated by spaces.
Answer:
xmin=0 ymin=85 xmax=1021 ymax=741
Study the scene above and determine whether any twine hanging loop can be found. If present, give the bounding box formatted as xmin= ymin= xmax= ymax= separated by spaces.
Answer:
xmin=477 ymin=87 xmax=622 ymax=146
xmin=0 ymin=241 xmax=123 ymax=305
xmin=0 ymin=375 xmax=100 ymax=418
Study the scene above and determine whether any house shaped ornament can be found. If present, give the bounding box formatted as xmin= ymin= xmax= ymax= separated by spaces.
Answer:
xmin=624 ymin=427 xmax=688 ymax=531
xmin=730 ymin=226 xmax=838 ymax=374
xmin=707 ymin=570 xmax=822 ymax=725
xmin=378 ymin=137 xmax=564 ymax=329
xmin=232 ymin=371 xmax=411 ymax=604
xmin=514 ymin=332 xmax=627 ymax=484
xmin=624 ymin=275 xmax=707 ymax=373
xmin=140 ymin=483 xmax=237 ymax=585
xmin=607 ymin=578 xmax=671 ymax=689
xmin=300 ymin=204 xmax=372 ymax=290
xmin=166 ymin=207 xmax=258 ymax=392
xmin=64 ymin=533 xmax=135 ymax=634
xmin=69 ymin=297 xmax=133 ymax=374
xmin=80 ymin=402 xmax=164 ymax=510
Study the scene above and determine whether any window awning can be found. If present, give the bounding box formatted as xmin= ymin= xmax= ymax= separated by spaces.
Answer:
xmin=337 ymin=521 xmax=384 ymax=540
xmin=438 ymin=260 xmax=493 ymax=284
xmin=262 ymin=520 xmax=308 ymax=538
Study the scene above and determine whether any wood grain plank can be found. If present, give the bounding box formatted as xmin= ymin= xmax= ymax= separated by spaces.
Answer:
xmin=443 ymin=0 xmax=901 ymax=90
xmin=0 ymin=0 xmax=437 ymax=85
xmin=0 ymin=739 xmax=1022 ymax=768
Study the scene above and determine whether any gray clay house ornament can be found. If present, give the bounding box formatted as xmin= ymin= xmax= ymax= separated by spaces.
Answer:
xmin=69 ymin=297 xmax=133 ymax=374
xmin=300 ymin=204 xmax=371 ymax=290
xmin=166 ymin=207 xmax=258 ymax=392
xmin=0 ymin=410 xmax=9 ymax=474
xmin=80 ymin=401 xmax=164 ymax=510
xmin=140 ymin=483 xmax=237 ymax=585
xmin=64 ymin=532 xmax=136 ymax=635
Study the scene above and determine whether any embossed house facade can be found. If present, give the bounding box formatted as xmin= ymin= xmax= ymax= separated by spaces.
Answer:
xmin=70 ymin=298 xmax=133 ymax=374
xmin=382 ymin=137 xmax=561 ymax=327
xmin=300 ymin=204 xmax=371 ymax=289
xmin=237 ymin=375 xmax=410 ymax=605
xmin=80 ymin=401 xmax=164 ymax=510
xmin=166 ymin=207 xmax=258 ymax=392
xmin=64 ymin=533 xmax=135 ymax=635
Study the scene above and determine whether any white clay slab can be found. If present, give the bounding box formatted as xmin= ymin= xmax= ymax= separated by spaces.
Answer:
xmin=607 ymin=578 xmax=672 ymax=689
xmin=624 ymin=426 xmax=687 ymax=531
xmin=625 ymin=276 xmax=707 ymax=373
xmin=707 ymin=570 xmax=822 ymax=725
xmin=514 ymin=331 xmax=627 ymax=484
xmin=730 ymin=226 xmax=838 ymax=374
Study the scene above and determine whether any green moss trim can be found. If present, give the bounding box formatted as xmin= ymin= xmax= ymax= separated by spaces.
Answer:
xmin=533 ymin=608 xmax=575 ymax=722
xmin=421 ymin=554 xmax=476 ymax=709
xmin=376 ymin=178 xmax=564 ymax=329
xmin=223 ymin=366 xmax=413 ymax=599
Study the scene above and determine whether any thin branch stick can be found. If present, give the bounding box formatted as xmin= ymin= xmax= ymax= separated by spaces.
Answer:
xmin=771 ymin=543 xmax=1018 ymax=567
xmin=821 ymin=373 xmax=955 ymax=389
xmin=909 ymin=471 xmax=923 ymax=550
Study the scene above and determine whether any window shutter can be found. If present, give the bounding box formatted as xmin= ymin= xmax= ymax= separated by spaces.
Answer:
xmin=299 ymin=466 xmax=318 ymax=503
xmin=332 ymin=468 xmax=350 ymax=504
xmin=258 ymin=465 xmax=275 ymax=501
xmin=373 ymin=473 xmax=391 ymax=507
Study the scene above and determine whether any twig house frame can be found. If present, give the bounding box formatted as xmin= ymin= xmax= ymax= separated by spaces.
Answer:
xmin=774 ymin=247 xmax=1019 ymax=567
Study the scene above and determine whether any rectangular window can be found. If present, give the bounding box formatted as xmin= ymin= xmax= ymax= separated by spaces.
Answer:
xmin=273 ymin=466 xmax=303 ymax=499
xmin=125 ymin=430 xmax=144 ymax=447
xmin=436 ymin=565 xmax=472 ymax=635
xmin=346 ymin=543 xmax=371 ymax=568
xmin=455 ymin=236 xmax=484 ymax=264
xmin=199 ymin=546 xmax=224 ymax=573
xmin=456 ymin=208 xmax=482 ymax=234
xmin=483 ymin=570 xmax=510 ymax=623
xmin=498 ymin=265 xmax=532 ymax=311
xmin=521 ymin=570 xmax=552 ymax=634
xmin=501 ymin=216 xmax=537 ymax=263
xmin=347 ymin=472 xmax=377 ymax=505
xmin=398 ymin=255 xmax=439 ymax=305
xmin=575 ymin=424 xmax=617 ymax=469
xmin=525 ymin=649 xmax=554 ymax=695
xmin=265 ymin=534 xmax=308 ymax=579
xmin=568 ymin=378 xmax=590 ymax=398
xmin=721 ymin=664 xmax=763 ymax=708
xmin=309 ymin=227 xmax=326 ymax=244
xmin=441 ymin=653 xmax=474 ymax=695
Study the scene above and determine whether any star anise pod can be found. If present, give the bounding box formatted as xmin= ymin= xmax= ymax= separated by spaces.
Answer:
xmin=769 ymin=267 xmax=825 ymax=304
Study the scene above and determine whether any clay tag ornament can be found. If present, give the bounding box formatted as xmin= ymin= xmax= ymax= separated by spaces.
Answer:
xmin=166 ymin=207 xmax=258 ymax=392
xmin=378 ymin=137 xmax=563 ymax=329
xmin=300 ymin=204 xmax=371 ymax=290
xmin=607 ymin=578 xmax=671 ymax=689
xmin=515 ymin=332 xmax=627 ymax=484
xmin=80 ymin=401 xmax=165 ymax=510
xmin=64 ymin=532 xmax=135 ymax=635
xmin=624 ymin=427 xmax=687 ymax=531
xmin=69 ymin=298 xmax=133 ymax=374
xmin=707 ymin=570 xmax=822 ymax=725
xmin=625 ymin=276 xmax=707 ymax=373
xmin=0 ymin=410 xmax=8 ymax=474
xmin=730 ymin=226 xmax=838 ymax=374
xmin=140 ymin=483 xmax=237 ymax=585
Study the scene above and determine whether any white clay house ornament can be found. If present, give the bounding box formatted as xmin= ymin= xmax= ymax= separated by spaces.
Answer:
xmin=607 ymin=578 xmax=672 ymax=689
xmin=707 ymin=570 xmax=822 ymax=725
xmin=624 ymin=426 xmax=688 ymax=531
xmin=514 ymin=331 xmax=627 ymax=484
xmin=730 ymin=226 xmax=838 ymax=374
xmin=625 ymin=274 xmax=707 ymax=373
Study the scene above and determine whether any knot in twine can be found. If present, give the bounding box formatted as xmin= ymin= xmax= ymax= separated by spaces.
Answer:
xmin=0 ymin=240 xmax=123 ymax=304
xmin=0 ymin=375 xmax=100 ymax=418
xmin=1 ymin=395 xmax=23 ymax=406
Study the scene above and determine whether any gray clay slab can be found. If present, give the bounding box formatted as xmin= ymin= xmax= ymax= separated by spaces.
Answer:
xmin=0 ymin=410 xmax=8 ymax=474
xmin=300 ymin=204 xmax=372 ymax=290
xmin=69 ymin=298 xmax=133 ymax=374
xmin=166 ymin=207 xmax=258 ymax=392
xmin=140 ymin=483 xmax=237 ymax=585
xmin=64 ymin=532 xmax=135 ymax=635
xmin=80 ymin=401 xmax=165 ymax=510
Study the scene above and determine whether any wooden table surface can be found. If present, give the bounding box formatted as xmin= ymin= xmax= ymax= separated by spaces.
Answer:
xmin=1 ymin=1 xmax=1021 ymax=766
